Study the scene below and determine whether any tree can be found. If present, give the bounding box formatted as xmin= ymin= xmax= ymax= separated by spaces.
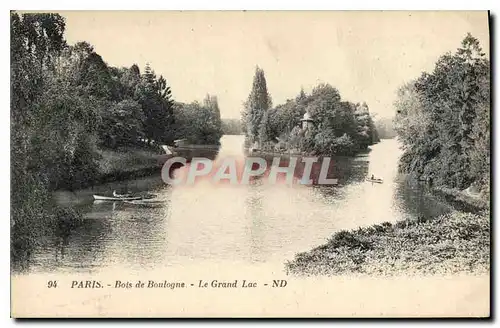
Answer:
xmin=107 ymin=65 xmax=142 ymax=102
xmin=130 ymin=63 xmax=140 ymax=77
xmin=469 ymin=102 xmax=490 ymax=193
xmin=100 ymin=99 xmax=144 ymax=148
xmin=251 ymin=80 xmax=379 ymax=155
xmin=354 ymin=102 xmax=379 ymax=147
xmin=71 ymin=41 xmax=113 ymax=100
xmin=11 ymin=11 xmax=68 ymax=195
xmin=221 ymin=118 xmax=243 ymax=135
xmin=173 ymin=101 xmax=223 ymax=145
xmin=10 ymin=12 xmax=89 ymax=263
xmin=277 ymin=92 xmax=307 ymax=137
xmin=135 ymin=64 xmax=175 ymax=144
xmin=394 ymin=33 xmax=490 ymax=191
xmin=258 ymin=109 xmax=273 ymax=143
xmin=305 ymin=83 xmax=341 ymax=126
xmin=203 ymin=94 xmax=221 ymax=118
xmin=203 ymin=94 xmax=223 ymax=139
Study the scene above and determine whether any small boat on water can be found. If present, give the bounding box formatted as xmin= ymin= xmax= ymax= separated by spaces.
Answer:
xmin=93 ymin=190 xmax=159 ymax=202
xmin=93 ymin=195 xmax=143 ymax=201
xmin=366 ymin=177 xmax=383 ymax=184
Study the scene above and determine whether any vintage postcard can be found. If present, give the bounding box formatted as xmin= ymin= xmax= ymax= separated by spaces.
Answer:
xmin=10 ymin=10 xmax=490 ymax=318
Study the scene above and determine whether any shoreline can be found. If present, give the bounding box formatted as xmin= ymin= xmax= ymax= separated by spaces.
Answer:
xmin=65 ymin=150 xmax=170 ymax=191
xmin=245 ymin=148 xmax=372 ymax=158
xmin=284 ymin=173 xmax=490 ymax=277
xmin=55 ymin=144 xmax=221 ymax=192
xmin=431 ymin=186 xmax=489 ymax=211
xmin=244 ymin=137 xmax=386 ymax=158
xmin=92 ymin=165 xmax=164 ymax=187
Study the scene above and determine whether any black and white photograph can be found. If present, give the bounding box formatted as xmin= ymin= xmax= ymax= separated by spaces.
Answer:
xmin=9 ymin=10 xmax=491 ymax=317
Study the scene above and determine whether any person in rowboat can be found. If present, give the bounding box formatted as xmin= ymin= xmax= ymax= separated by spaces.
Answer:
xmin=113 ymin=190 xmax=132 ymax=198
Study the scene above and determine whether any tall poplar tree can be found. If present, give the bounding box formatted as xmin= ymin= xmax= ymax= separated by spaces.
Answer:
xmin=242 ymin=66 xmax=272 ymax=144
xmin=203 ymin=94 xmax=223 ymax=140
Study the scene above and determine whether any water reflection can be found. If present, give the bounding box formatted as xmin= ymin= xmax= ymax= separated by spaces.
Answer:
xmin=51 ymin=218 xmax=110 ymax=271
xmin=245 ymin=183 xmax=265 ymax=263
xmin=13 ymin=136 xmax=463 ymax=274
xmin=393 ymin=177 xmax=454 ymax=219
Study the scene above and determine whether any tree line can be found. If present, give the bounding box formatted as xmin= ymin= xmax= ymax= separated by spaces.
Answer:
xmin=374 ymin=117 xmax=397 ymax=139
xmin=221 ymin=118 xmax=243 ymax=135
xmin=241 ymin=67 xmax=379 ymax=155
xmin=11 ymin=12 xmax=223 ymax=189
xmin=394 ymin=33 xmax=490 ymax=194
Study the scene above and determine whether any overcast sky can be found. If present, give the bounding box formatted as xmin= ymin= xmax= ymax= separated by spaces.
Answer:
xmin=60 ymin=11 xmax=489 ymax=119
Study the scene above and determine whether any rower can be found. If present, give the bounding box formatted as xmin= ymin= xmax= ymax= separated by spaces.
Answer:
xmin=113 ymin=190 xmax=131 ymax=198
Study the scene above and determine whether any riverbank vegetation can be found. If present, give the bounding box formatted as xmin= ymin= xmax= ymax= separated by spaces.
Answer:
xmin=394 ymin=33 xmax=490 ymax=200
xmin=241 ymin=67 xmax=379 ymax=155
xmin=286 ymin=211 xmax=490 ymax=276
xmin=10 ymin=12 xmax=222 ymax=264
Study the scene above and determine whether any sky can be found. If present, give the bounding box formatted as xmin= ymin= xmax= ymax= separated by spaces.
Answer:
xmin=59 ymin=11 xmax=490 ymax=119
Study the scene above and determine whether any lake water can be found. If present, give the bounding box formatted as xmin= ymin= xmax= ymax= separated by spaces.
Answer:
xmin=15 ymin=135 xmax=457 ymax=274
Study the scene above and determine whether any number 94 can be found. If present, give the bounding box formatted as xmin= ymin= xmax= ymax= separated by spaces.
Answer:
xmin=47 ymin=281 xmax=58 ymax=288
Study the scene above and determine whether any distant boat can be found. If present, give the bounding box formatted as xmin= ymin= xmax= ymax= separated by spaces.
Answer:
xmin=93 ymin=195 xmax=142 ymax=201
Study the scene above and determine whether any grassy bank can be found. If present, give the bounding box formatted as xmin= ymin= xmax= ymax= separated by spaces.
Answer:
xmin=432 ymin=186 xmax=490 ymax=211
xmin=286 ymin=211 xmax=490 ymax=276
xmin=98 ymin=147 xmax=166 ymax=175
xmin=68 ymin=146 xmax=170 ymax=188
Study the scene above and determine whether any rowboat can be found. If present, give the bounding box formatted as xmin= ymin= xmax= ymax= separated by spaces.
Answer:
xmin=366 ymin=178 xmax=383 ymax=184
xmin=124 ymin=199 xmax=165 ymax=205
xmin=93 ymin=195 xmax=143 ymax=201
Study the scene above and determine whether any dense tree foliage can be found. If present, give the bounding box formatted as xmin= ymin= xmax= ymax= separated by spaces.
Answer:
xmin=173 ymin=97 xmax=223 ymax=145
xmin=394 ymin=33 xmax=490 ymax=193
xmin=221 ymin=118 xmax=243 ymax=135
xmin=241 ymin=66 xmax=272 ymax=145
xmin=11 ymin=12 xmax=75 ymax=263
xmin=242 ymin=69 xmax=379 ymax=155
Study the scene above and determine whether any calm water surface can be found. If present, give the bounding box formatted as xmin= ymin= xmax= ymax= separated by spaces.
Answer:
xmin=18 ymin=135 xmax=456 ymax=274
